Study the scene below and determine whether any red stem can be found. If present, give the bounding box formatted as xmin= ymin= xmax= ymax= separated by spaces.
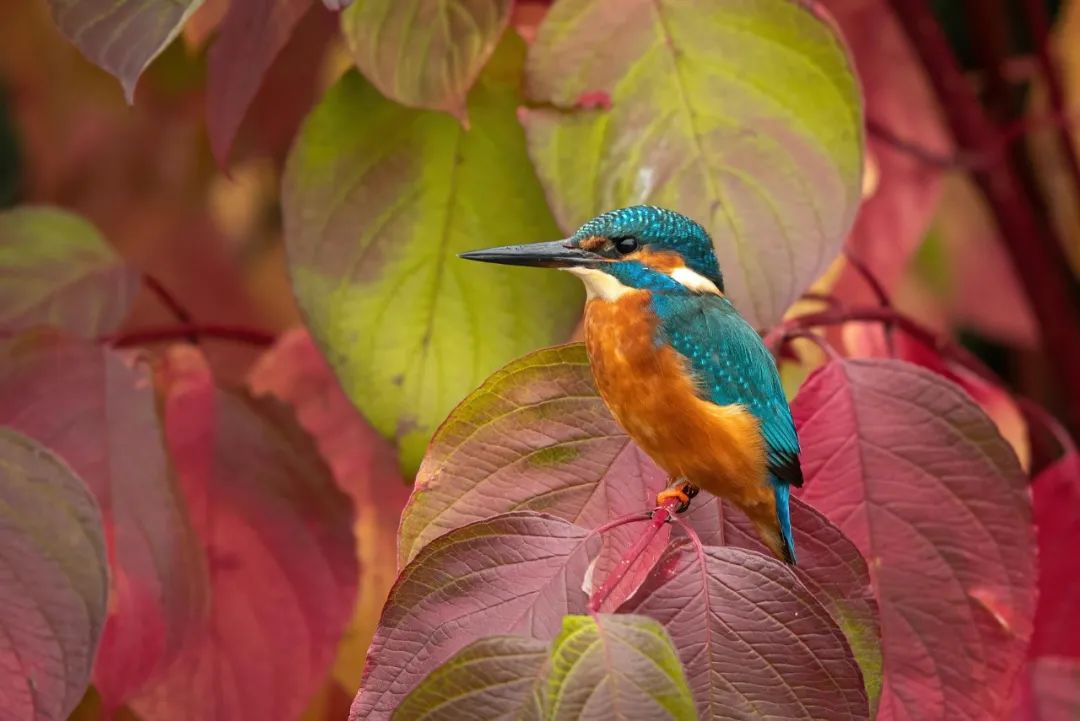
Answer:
xmin=775 ymin=305 xmax=1003 ymax=388
xmin=102 ymin=323 xmax=276 ymax=348
xmin=588 ymin=495 xmax=682 ymax=614
xmin=781 ymin=328 xmax=842 ymax=362
xmin=886 ymin=0 xmax=1080 ymax=436
xmin=1017 ymin=396 xmax=1077 ymax=460
xmin=143 ymin=276 xmax=198 ymax=343
xmin=842 ymin=248 xmax=891 ymax=308
xmin=590 ymin=511 xmax=652 ymax=537
xmin=144 ymin=276 xmax=192 ymax=324
xmin=867 ymin=116 xmax=984 ymax=170
xmin=1019 ymin=0 xmax=1080 ymax=204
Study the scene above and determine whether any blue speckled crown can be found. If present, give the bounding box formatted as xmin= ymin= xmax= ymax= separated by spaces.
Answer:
xmin=571 ymin=205 xmax=723 ymax=291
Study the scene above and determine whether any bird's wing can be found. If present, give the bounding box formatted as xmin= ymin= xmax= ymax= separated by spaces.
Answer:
xmin=652 ymin=293 xmax=803 ymax=487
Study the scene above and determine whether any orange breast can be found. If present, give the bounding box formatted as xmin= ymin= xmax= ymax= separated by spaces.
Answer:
xmin=583 ymin=294 xmax=773 ymax=514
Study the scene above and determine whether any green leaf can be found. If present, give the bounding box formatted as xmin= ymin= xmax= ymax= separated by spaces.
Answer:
xmin=545 ymin=614 xmax=696 ymax=721
xmin=0 ymin=206 xmax=139 ymax=337
xmin=522 ymin=0 xmax=863 ymax=329
xmin=283 ymin=35 xmax=583 ymax=474
xmin=0 ymin=428 xmax=108 ymax=721
xmin=341 ymin=0 xmax=512 ymax=119
xmin=393 ymin=636 xmax=548 ymax=721
xmin=44 ymin=0 xmax=204 ymax=102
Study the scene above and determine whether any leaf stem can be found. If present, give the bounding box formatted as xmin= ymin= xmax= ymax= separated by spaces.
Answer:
xmin=590 ymin=511 xmax=652 ymax=537
xmin=588 ymin=495 xmax=682 ymax=614
xmin=143 ymin=275 xmax=193 ymax=325
xmin=101 ymin=323 xmax=276 ymax=348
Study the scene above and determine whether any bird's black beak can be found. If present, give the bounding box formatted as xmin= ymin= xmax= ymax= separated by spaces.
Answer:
xmin=459 ymin=239 xmax=601 ymax=269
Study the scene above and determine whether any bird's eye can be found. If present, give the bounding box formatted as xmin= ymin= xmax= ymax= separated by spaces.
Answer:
xmin=612 ymin=236 xmax=638 ymax=254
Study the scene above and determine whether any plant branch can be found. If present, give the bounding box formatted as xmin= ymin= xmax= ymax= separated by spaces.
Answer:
xmin=588 ymin=495 xmax=683 ymax=614
xmin=867 ymin=117 xmax=986 ymax=170
xmin=842 ymin=248 xmax=891 ymax=308
xmin=102 ymin=323 xmax=276 ymax=348
xmin=772 ymin=304 xmax=1003 ymax=388
xmin=144 ymin=276 xmax=192 ymax=324
xmin=143 ymin=276 xmax=198 ymax=343
xmin=1020 ymin=0 xmax=1080 ymax=223
xmin=886 ymin=0 xmax=1080 ymax=436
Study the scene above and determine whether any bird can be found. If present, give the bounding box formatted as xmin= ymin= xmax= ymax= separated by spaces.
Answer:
xmin=459 ymin=205 xmax=801 ymax=565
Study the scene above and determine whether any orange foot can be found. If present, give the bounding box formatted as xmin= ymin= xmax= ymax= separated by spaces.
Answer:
xmin=656 ymin=481 xmax=700 ymax=514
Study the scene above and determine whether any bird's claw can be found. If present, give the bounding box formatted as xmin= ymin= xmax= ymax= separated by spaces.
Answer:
xmin=656 ymin=482 xmax=699 ymax=514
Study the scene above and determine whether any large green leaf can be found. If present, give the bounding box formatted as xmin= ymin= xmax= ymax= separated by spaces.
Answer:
xmin=45 ymin=0 xmax=204 ymax=101
xmin=0 ymin=206 xmax=139 ymax=337
xmin=283 ymin=35 xmax=583 ymax=473
xmin=544 ymin=614 xmax=696 ymax=720
xmin=342 ymin=0 xmax=512 ymax=119
xmin=522 ymin=0 xmax=863 ymax=329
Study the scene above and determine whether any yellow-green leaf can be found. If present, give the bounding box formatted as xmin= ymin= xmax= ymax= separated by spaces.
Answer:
xmin=0 ymin=206 xmax=139 ymax=337
xmin=283 ymin=35 xmax=583 ymax=474
xmin=342 ymin=0 xmax=512 ymax=119
xmin=545 ymin=614 xmax=696 ymax=721
xmin=522 ymin=0 xmax=863 ymax=329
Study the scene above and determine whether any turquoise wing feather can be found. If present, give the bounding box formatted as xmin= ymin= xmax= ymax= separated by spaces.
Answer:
xmin=651 ymin=293 xmax=803 ymax=488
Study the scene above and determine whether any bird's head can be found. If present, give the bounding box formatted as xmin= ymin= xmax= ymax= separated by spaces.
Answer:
xmin=460 ymin=205 xmax=723 ymax=300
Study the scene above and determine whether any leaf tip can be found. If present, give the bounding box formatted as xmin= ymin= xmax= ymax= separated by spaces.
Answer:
xmin=120 ymin=75 xmax=139 ymax=106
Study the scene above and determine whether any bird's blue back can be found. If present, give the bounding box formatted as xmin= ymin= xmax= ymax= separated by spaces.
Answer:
xmin=650 ymin=291 xmax=802 ymax=560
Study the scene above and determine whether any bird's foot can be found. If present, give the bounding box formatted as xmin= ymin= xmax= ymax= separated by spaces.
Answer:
xmin=655 ymin=481 xmax=699 ymax=514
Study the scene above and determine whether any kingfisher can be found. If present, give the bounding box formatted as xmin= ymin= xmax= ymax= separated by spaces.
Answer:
xmin=460 ymin=205 xmax=801 ymax=564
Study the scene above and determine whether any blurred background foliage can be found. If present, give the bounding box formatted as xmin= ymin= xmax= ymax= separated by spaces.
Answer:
xmin=1 ymin=0 xmax=1075 ymax=431
xmin=2 ymin=0 xmax=1080 ymax=718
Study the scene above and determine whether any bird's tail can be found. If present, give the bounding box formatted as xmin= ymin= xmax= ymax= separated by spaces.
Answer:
xmin=751 ymin=478 xmax=797 ymax=565
xmin=772 ymin=480 xmax=797 ymax=565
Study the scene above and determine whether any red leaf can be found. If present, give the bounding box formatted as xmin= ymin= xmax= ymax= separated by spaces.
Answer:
xmin=207 ymin=0 xmax=314 ymax=166
xmin=684 ymin=497 xmax=883 ymax=713
xmin=1010 ymin=656 xmax=1080 ymax=721
xmin=350 ymin=512 xmax=598 ymax=721
xmin=247 ymin=328 xmax=410 ymax=685
xmin=236 ymin=3 xmax=339 ymax=165
xmin=248 ymin=328 xmax=407 ymax=509
xmin=822 ymin=0 xmax=951 ymax=300
xmin=393 ymin=636 xmax=549 ymax=720
xmin=932 ymin=177 xmax=1038 ymax=347
xmin=621 ymin=544 xmax=869 ymax=720
xmin=0 ymin=332 xmax=207 ymax=710
xmin=0 ymin=429 xmax=109 ymax=721
xmin=1030 ymin=454 xmax=1080 ymax=658
xmin=128 ymin=345 xmax=358 ymax=721
xmin=843 ymin=326 xmax=1031 ymax=469
xmin=400 ymin=344 xmax=668 ymax=611
xmin=793 ymin=359 xmax=1036 ymax=720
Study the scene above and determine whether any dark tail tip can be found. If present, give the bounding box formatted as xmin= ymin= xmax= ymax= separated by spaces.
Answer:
xmin=780 ymin=532 xmax=797 ymax=566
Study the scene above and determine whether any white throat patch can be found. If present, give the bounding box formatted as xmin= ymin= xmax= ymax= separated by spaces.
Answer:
xmin=564 ymin=267 xmax=632 ymax=301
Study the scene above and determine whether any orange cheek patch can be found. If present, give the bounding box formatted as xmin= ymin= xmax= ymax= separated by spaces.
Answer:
xmin=579 ymin=235 xmax=607 ymax=251
xmin=628 ymin=248 xmax=685 ymax=273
